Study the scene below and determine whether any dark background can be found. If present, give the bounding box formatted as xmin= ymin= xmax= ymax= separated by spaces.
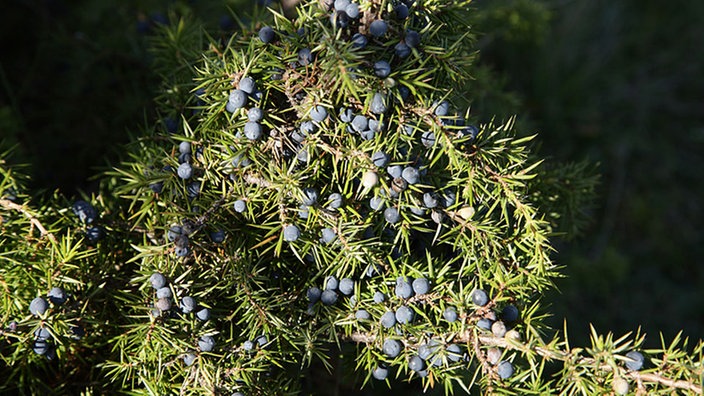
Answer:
xmin=1 ymin=0 xmax=702 ymax=393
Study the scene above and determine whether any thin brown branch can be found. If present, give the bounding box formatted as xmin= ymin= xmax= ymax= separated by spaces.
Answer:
xmin=0 ymin=198 xmax=57 ymax=243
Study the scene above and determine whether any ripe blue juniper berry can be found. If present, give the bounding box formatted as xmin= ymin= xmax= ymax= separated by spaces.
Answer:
xmin=382 ymin=339 xmax=402 ymax=358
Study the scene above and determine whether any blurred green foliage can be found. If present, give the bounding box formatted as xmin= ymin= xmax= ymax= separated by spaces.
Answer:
xmin=469 ymin=0 xmax=704 ymax=347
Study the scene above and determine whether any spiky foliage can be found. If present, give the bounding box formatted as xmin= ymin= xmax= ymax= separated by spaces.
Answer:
xmin=1 ymin=1 xmax=702 ymax=396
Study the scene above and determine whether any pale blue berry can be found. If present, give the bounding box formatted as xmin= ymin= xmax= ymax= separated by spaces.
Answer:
xmin=321 ymin=290 xmax=338 ymax=305
xmin=283 ymin=225 xmax=300 ymax=242
xmin=369 ymin=20 xmax=387 ymax=37
xmin=195 ymin=308 xmax=210 ymax=321
xmin=412 ymin=278 xmax=430 ymax=295
xmin=180 ymin=296 xmax=196 ymax=313
xmin=259 ymin=26 xmax=275 ymax=43
xmin=382 ymin=339 xmax=401 ymax=357
xmin=497 ymin=361 xmax=514 ymax=379
xmin=30 ymin=297 xmax=48 ymax=316
xmin=310 ymin=105 xmax=328 ymax=122
xmin=408 ymin=355 xmax=425 ymax=372
xmin=228 ymin=89 xmax=247 ymax=109
xmin=234 ymin=199 xmax=246 ymax=213
xmin=199 ymin=335 xmax=215 ymax=352
xmin=247 ymin=107 xmax=263 ymax=122
xmin=380 ymin=311 xmax=396 ymax=328
xmin=401 ymin=166 xmax=419 ymax=184
xmin=177 ymin=163 xmax=193 ymax=179
xmin=374 ymin=61 xmax=391 ymax=78
xmin=239 ymin=77 xmax=256 ymax=94
xmin=372 ymin=365 xmax=388 ymax=380
xmin=443 ymin=307 xmax=458 ymax=322
xmin=395 ymin=305 xmax=414 ymax=324
xmin=338 ymin=278 xmax=354 ymax=296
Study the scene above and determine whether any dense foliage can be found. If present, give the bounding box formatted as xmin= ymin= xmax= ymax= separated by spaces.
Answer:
xmin=0 ymin=1 xmax=702 ymax=395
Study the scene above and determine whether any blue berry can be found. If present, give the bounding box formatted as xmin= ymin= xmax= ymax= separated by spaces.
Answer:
xmin=471 ymin=289 xmax=489 ymax=306
xmin=155 ymin=297 xmax=172 ymax=311
xmin=310 ymin=105 xmax=328 ymax=122
xmin=380 ymin=311 xmax=397 ymax=328
xmin=423 ymin=192 xmax=438 ymax=209
xmin=183 ymin=353 xmax=197 ymax=366
xmin=370 ymin=196 xmax=384 ymax=211
xmin=387 ymin=165 xmax=402 ymax=178
xmin=339 ymin=278 xmax=354 ymax=296
xmin=394 ymin=4 xmax=409 ymax=19
xmin=370 ymin=92 xmax=387 ymax=114
xmin=300 ymin=120 xmax=317 ymax=136
xmin=502 ymin=305 xmax=519 ymax=322
xmin=233 ymin=199 xmax=246 ymax=213
xmin=320 ymin=228 xmax=336 ymax=244
xmin=497 ymin=361 xmax=514 ymax=379
xmin=47 ymin=287 xmax=66 ymax=305
xmin=339 ymin=108 xmax=354 ymax=123
xmin=327 ymin=193 xmax=343 ymax=209
xmin=321 ymin=290 xmax=338 ymax=305
xmin=382 ymin=339 xmax=401 ymax=357
xmin=187 ymin=182 xmax=200 ymax=198
xmin=149 ymin=181 xmax=164 ymax=193
xmin=373 ymin=291 xmax=386 ymax=303
xmin=372 ymin=365 xmax=388 ymax=380
xmin=180 ymin=296 xmax=196 ymax=313
xmin=199 ymin=335 xmax=215 ymax=352
xmin=395 ymin=277 xmax=414 ymax=299
xmin=29 ymin=297 xmax=48 ymax=316
xmin=298 ymin=204 xmax=310 ymax=220
xmin=395 ymin=305 xmax=414 ymax=324
xmin=256 ymin=334 xmax=269 ymax=347
xmin=355 ymin=309 xmax=371 ymax=321
xmin=405 ymin=30 xmax=420 ymax=48
xmin=434 ymin=100 xmax=450 ymax=116
xmin=173 ymin=247 xmax=188 ymax=258
xmin=384 ymin=207 xmax=400 ymax=224
xmin=259 ymin=26 xmax=275 ymax=43
xmin=442 ymin=190 xmax=457 ymax=207
xmin=33 ymin=340 xmax=49 ymax=355
xmin=418 ymin=340 xmax=441 ymax=360
xmin=372 ymin=151 xmax=389 ymax=167
xmin=345 ymin=3 xmax=360 ymax=18
xmin=477 ymin=318 xmax=493 ymax=330
xmin=228 ymin=89 xmax=248 ymax=109
xmin=298 ymin=48 xmax=313 ymax=66
xmin=421 ymin=131 xmax=436 ymax=148
xmin=325 ymin=276 xmax=339 ymax=290
xmin=401 ymin=166 xmax=419 ymax=184
xmin=247 ymin=107 xmax=263 ymax=122
xmin=196 ymin=308 xmax=210 ymax=321
xmin=283 ymin=225 xmax=300 ymax=242
xmin=244 ymin=121 xmax=262 ymax=140
xmin=443 ymin=307 xmax=458 ymax=322
xmin=179 ymin=141 xmax=191 ymax=154
xmin=360 ymin=129 xmax=375 ymax=140
xmin=34 ymin=327 xmax=52 ymax=341
xmin=394 ymin=42 xmax=411 ymax=58
xmin=242 ymin=340 xmax=254 ymax=351
xmin=156 ymin=287 xmax=172 ymax=299
xmin=210 ymin=229 xmax=225 ymax=243
xmin=351 ymin=33 xmax=368 ymax=48
xmin=408 ymin=355 xmax=425 ymax=372
xmin=351 ymin=115 xmax=368 ymax=132
xmin=307 ymin=287 xmax=322 ymax=303
xmin=369 ymin=20 xmax=388 ymax=37
xmin=239 ymin=77 xmax=256 ymax=95
xmin=625 ymin=351 xmax=644 ymax=371
xmin=177 ymin=163 xmax=193 ymax=180
xmin=85 ymin=226 xmax=105 ymax=243
xmin=334 ymin=0 xmax=349 ymax=11
xmin=150 ymin=272 xmax=167 ymax=289
xmin=446 ymin=344 xmax=462 ymax=363
xmin=72 ymin=200 xmax=97 ymax=224
xmin=412 ymin=278 xmax=430 ymax=295
xmin=374 ymin=61 xmax=391 ymax=78
xmin=302 ymin=187 xmax=319 ymax=206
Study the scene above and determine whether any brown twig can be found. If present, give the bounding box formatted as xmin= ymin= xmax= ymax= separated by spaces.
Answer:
xmin=0 ymin=198 xmax=57 ymax=243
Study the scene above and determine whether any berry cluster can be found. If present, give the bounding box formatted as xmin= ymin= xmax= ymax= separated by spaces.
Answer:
xmin=72 ymin=200 xmax=105 ymax=244
xmin=27 ymin=286 xmax=81 ymax=360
